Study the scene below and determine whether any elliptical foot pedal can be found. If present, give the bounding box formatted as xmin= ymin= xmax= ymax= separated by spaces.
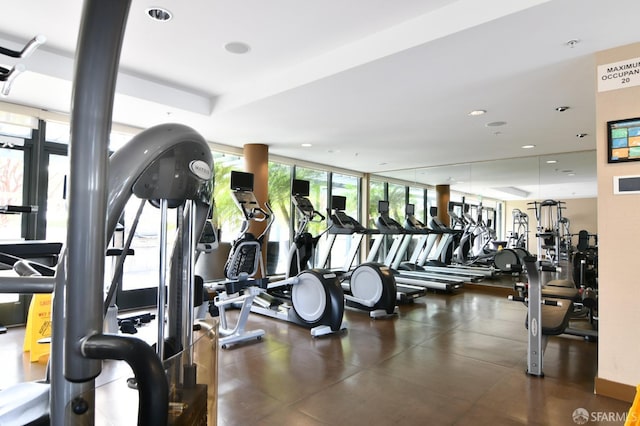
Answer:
xmin=310 ymin=322 xmax=347 ymax=337
xmin=369 ymin=306 xmax=399 ymax=319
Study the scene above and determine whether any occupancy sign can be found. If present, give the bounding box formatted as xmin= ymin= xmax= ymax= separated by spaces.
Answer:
xmin=598 ymin=57 xmax=640 ymax=92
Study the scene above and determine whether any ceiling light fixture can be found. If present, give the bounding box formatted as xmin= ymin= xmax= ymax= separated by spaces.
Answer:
xmin=555 ymin=106 xmax=570 ymax=112
xmin=576 ymin=133 xmax=588 ymax=138
xmin=546 ymin=160 xmax=557 ymax=164
xmin=468 ymin=110 xmax=486 ymax=116
xmin=521 ymin=144 xmax=536 ymax=149
xmin=224 ymin=42 xmax=251 ymax=54
xmin=486 ymin=121 xmax=507 ymax=127
xmin=301 ymin=143 xmax=312 ymax=147
xmin=146 ymin=7 xmax=173 ymax=22
xmin=566 ymin=39 xmax=580 ymax=48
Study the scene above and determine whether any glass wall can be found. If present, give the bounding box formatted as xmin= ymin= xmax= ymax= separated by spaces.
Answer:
xmin=368 ymin=179 xmax=385 ymax=228
xmin=408 ymin=186 xmax=426 ymax=225
xmin=294 ymin=167 xmax=328 ymax=238
xmin=329 ymin=173 xmax=359 ymax=269
xmin=387 ymin=182 xmax=405 ymax=222
xmin=332 ymin=173 xmax=359 ymax=217
xmin=45 ymin=154 xmax=69 ymax=241
xmin=0 ymin=147 xmax=25 ymax=241
xmin=211 ymin=152 xmax=243 ymax=242
xmin=0 ymin=108 xmax=509 ymax=321
xmin=426 ymin=190 xmax=436 ymax=224
xmin=267 ymin=161 xmax=292 ymax=274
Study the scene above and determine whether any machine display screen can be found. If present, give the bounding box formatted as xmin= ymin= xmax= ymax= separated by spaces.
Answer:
xmin=292 ymin=179 xmax=310 ymax=196
xmin=406 ymin=203 xmax=415 ymax=216
xmin=608 ymin=117 xmax=640 ymax=163
xmin=331 ymin=195 xmax=346 ymax=211
xmin=230 ymin=170 xmax=254 ymax=191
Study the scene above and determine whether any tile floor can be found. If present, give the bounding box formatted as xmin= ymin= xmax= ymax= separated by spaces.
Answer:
xmin=216 ymin=284 xmax=629 ymax=426
xmin=1 ymin=282 xmax=631 ymax=425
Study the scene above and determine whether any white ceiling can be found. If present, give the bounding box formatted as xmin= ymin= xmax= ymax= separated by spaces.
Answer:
xmin=1 ymin=0 xmax=638 ymax=200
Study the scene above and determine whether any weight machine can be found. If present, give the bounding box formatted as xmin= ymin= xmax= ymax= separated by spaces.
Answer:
xmin=508 ymin=208 xmax=529 ymax=250
xmin=527 ymin=200 xmax=569 ymax=266
xmin=0 ymin=2 xmax=216 ymax=424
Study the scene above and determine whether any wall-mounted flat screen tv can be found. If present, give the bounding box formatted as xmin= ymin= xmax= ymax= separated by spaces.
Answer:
xmin=608 ymin=117 xmax=640 ymax=163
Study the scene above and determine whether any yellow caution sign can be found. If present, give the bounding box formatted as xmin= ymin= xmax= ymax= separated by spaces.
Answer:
xmin=23 ymin=294 xmax=52 ymax=363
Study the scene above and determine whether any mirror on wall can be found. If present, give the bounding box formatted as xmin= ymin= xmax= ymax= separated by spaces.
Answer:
xmin=377 ymin=150 xmax=596 ymax=201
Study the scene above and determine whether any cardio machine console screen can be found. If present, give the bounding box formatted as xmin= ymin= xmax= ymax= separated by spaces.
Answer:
xmin=230 ymin=170 xmax=254 ymax=191
xmin=608 ymin=117 xmax=640 ymax=163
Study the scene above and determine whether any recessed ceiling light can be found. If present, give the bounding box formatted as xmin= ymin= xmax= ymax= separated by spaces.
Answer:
xmin=546 ymin=160 xmax=557 ymax=164
xmin=567 ymin=173 xmax=576 ymax=176
xmin=576 ymin=133 xmax=588 ymax=138
xmin=555 ymin=106 xmax=570 ymax=112
xmin=224 ymin=42 xmax=251 ymax=54
xmin=146 ymin=7 xmax=172 ymax=22
xmin=521 ymin=144 xmax=536 ymax=149
xmin=486 ymin=121 xmax=507 ymax=127
xmin=566 ymin=39 xmax=580 ymax=48
xmin=468 ymin=110 xmax=486 ymax=116
xmin=301 ymin=143 xmax=312 ymax=147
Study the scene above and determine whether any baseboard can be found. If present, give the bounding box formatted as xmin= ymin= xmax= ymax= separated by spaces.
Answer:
xmin=595 ymin=377 xmax=637 ymax=403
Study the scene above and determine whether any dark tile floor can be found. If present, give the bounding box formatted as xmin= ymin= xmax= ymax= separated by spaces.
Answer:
xmin=2 ymin=281 xmax=630 ymax=425
xmin=216 ymin=284 xmax=630 ymax=426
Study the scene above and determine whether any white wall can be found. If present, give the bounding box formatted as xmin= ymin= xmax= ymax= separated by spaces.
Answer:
xmin=596 ymin=42 xmax=640 ymax=390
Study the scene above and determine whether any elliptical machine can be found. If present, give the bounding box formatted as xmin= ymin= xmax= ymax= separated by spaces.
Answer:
xmin=209 ymin=171 xmax=270 ymax=348
xmin=317 ymin=194 xmax=399 ymax=318
xmin=229 ymin=172 xmax=346 ymax=337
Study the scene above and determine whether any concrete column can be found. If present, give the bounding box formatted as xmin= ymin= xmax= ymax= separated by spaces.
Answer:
xmin=436 ymin=184 xmax=450 ymax=227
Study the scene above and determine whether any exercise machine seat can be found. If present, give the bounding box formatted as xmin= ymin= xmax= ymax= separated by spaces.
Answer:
xmin=526 ymin=300 xmax=572 ymax=336
xmin=546 ymin=279 xmax=574 ymax=288
xmin=541 ymin=286 xmax=579 ymax=301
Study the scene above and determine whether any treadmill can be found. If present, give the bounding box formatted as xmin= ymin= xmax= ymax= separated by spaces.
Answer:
xmin=424 ymin=208 xmax=496 ymax=278
xmin=367 ymin=201 xmax=463 ymax=292
xmin=317 ymin=196 xmax=427 ymax=304
xmin=402 ymin=204 xmax=485 ymax=283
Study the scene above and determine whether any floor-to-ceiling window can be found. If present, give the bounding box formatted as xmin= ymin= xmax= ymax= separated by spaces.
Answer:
xmin=0 ymin=147 xmax=25 ymax=240
xmin=387 ymin=182 xmax=406 ymax=223
xmin=267 ymin=161 xmax=292 ymax=274
xmin=408 ymin=186 xmax=426 ymax=225
xmin=368 ymin=179 xmax=386 ymax=228
xmin=0 ymin=137 xmax=27 ymax=326
xmin=211 ymin=152 xmax=244 ymax=243
xmin=293 ymin=167 xmax=328 ymax=238
xmin=329 ymin=172 xmax=359 ymax=269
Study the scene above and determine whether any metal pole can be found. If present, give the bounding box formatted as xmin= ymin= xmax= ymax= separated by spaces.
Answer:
xmin=65 ymin=0 xmax=131 ymax=381
xmin=524 ymin=257 xmax=543 ymax=376
xmin=61 ymin=1 xmax=132 ymax=424
xmin=185 ymin=200 xmax=196 ymax=366
xmin=157 ymin=199 xmax=168 ymax=362
xmin=178 ymin=200 xmax=198 ymax=387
